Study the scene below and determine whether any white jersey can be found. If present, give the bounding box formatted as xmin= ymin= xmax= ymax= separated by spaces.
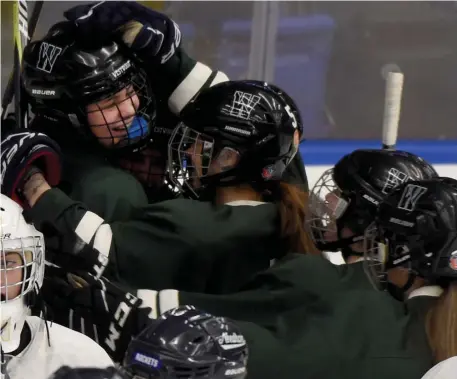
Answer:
xmin=421 ymin=356 xmax=457 ymax=379
xmin=4 ymin=316 xmax=113 ymax=379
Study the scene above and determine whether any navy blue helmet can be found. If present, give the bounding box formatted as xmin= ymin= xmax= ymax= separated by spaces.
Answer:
xmin=123 ymin=306 xmax=248 ymax=379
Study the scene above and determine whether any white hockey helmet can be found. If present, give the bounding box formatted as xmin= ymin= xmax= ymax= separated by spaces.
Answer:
xmin=0 ymin=195 xmax=45 ymax=353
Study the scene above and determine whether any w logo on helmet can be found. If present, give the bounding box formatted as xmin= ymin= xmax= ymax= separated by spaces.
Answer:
xmin=382 ymin=168 xmax=409 ymax=195
xmin=36 ymin=42 xmax=62 ymax=73
xmin=397 ymin=184 xmax=427 ymax=211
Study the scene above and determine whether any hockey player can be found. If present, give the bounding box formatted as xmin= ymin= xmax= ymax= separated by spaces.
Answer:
xmin=0 ymin=194 xmax=113 ymax=379
xmin=1 ymin=80 xmax=315 ymax=294
xmin=21 ymin=13 xmax=224 ymax=221
xmin=307 ymin=149 xmax=438 ymax=290
xmin=21 ymin=1 xmax=308 ymax=224
xmin=47 ymin=305 xmax=248 ymax=379
xmin=363 ymin=177 xmax=457 ymax=378
xmin=40 ymin=244 xmax=432 ymax=379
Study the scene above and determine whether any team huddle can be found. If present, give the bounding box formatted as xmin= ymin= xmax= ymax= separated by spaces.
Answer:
xmin=1 ymin=1 xmax=456 ymax=379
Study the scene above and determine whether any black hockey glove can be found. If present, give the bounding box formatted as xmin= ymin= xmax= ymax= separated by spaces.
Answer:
xmin=42 ymin=266 xmax=155 ymax=363
xmin=49 ymin=366 xmax=127 ymax=379
xmin=2 ymin=113 xmax=18 ymax=136
xmin=0 ymin=131 xmax=62 ymax=207
xmin=64 ymin=1 xmax=181 ymax=64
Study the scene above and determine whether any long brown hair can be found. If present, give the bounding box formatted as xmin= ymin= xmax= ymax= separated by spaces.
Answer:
xmin=425 ymin=282 xmax=457 ymax=363
xmin=276 ymin=182 xmax=320 ymax=254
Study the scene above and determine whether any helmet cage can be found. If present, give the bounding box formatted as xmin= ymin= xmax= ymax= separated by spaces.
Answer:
xmin=168 ymin=123 xmax=241 ymax=199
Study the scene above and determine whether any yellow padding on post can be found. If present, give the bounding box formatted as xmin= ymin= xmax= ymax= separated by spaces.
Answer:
xmin=139 ymin=1 xmax=165 ymax=11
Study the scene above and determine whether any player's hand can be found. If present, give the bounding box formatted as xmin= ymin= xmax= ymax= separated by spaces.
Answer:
xmin=64 ymin=1 xmax=181 ymax=64
xmin=0 ymin=131 xmax=61 ymax=207
xmin=41 ymin=266 xmax=154 ymax=363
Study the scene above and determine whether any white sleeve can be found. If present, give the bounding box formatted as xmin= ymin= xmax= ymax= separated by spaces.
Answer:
xmin=421 ymin=357 xmax=457 ymax=379
xmin=48 ymin=322 xmax=114 ymax=368
xmin=14 ymin=317 xmax=113 ymax=379
xmin=168 ymin=62 xmax=229 ymax=114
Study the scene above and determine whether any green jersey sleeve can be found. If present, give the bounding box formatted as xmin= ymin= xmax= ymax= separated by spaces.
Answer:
xmin=27 ymin=189 xmax=282 ymax=293
xmin=151 ymin=47 xmax=229 ymax=115
xmin=132 ymin=257 xmax=431 ymax=379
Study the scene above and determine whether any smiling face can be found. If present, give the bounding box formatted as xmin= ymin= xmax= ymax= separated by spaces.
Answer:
xmin=86 ymin=85 xmax=140 ymax=147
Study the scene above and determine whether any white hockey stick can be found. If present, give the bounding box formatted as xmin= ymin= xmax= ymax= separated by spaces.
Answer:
xmin=381 ymin=71 xmax=404 ymax=150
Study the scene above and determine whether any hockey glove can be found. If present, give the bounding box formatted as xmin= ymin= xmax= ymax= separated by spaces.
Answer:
xmin=0 ymin=131 xmax=62 ymax=207
xmin=2 ymin=113 xmax=18 ymax=136
xmin=41 ymin=266 xmax=155 ymax=363
xmin=49 ymin=366 xmax=127 ymax=379
xmin=64 ymin=1 xmax=181 ymax=64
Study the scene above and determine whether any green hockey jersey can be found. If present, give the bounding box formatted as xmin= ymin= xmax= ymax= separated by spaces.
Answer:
xmin=31 ymin=46 xmax=308 ymax=220
xmin=30 ymin=47 xmax=223 ymax=209
xmin=136 ymin=254 xmax=433 ymax=379
xmin=28 ymin=189 xmax=288 ymax=294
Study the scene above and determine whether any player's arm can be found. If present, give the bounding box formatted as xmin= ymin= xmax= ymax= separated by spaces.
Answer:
xmin=21 ymin=178 xmax=194 ymax=287
xmin=22 ymin=175 xmax=113 ymax=279
xmin=0 ymin=131 xmax=191 ymax=284
xmin=63 ymin=1 xmax=228 ymax=115
xmin=41 ymin=267 xmax=272 ymax=363
xmin=156 ymin=46 xmax=229 ymax=115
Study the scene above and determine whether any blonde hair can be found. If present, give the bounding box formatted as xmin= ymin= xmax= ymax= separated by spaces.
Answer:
xmin=425 ymin=282 xmax=457 ymax=363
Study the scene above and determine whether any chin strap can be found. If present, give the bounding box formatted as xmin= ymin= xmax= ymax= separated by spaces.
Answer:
xmin=1 ymin=343 xmax=12 ymax=379
xmin=387 ymin=272 xmax=418 ymax=301
xmin=29 ymin=283 xmax=51 ymax=348
xmin=319 ymin=233 xmax=365 ymax=258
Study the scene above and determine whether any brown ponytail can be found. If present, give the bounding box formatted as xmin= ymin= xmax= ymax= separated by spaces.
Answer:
xmin=425 ymin=282 xmax=457 ymax=363
xmin=277 ymin=182 xmax=320 ymax=254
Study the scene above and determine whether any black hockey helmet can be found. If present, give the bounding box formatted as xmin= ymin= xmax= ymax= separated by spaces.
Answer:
xmin=307 ymin=149 xmax=438 ymax=254
xmin=167 ymin=80 xmax=301 ymax=198
xmin=123 ymin=305 xmax=248 ymax=379
xmin=22 ymin=21 xmax=155 ymax=152
xmin=48 ymin=366 xmax=126 ymax=379
xmin=364 ymin=177 xmax=457 ymax=290
xmin=267 ymin=83 xmax=304 ymax=139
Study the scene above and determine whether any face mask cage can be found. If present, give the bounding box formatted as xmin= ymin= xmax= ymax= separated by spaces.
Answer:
xmin=362 ymin=222 xmax=391 ymax=290
xmin=84 ymin=69 xmax=155 ymax=150
xmin=0 ymin=236 xmax=43 ymax=304
xmin=168 ymin=123 xmax=217 ymax=199
xmin=307 ymin=168 xmax=350 ymax=248
xmin=116 ymin=147 xmax=170 ymax=191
